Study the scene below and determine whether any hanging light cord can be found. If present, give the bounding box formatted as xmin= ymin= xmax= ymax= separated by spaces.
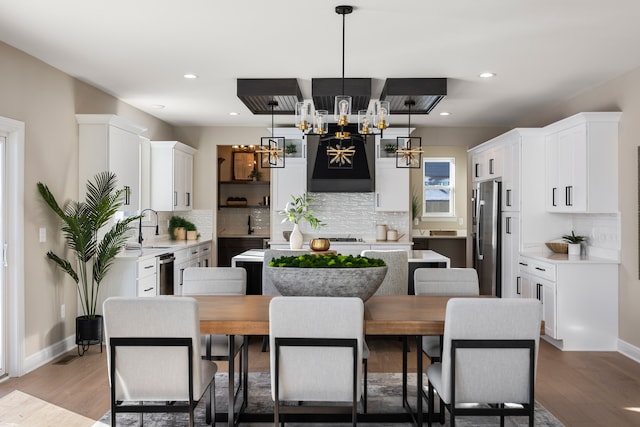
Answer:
xmin=341 ymin=10 xmax=346 ymax=96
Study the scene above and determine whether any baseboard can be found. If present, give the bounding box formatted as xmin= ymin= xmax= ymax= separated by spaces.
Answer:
xmin=618 ymin=339 xmax=640 ymax=363
xmin=23 ymin=335 xmax=76 ymax=375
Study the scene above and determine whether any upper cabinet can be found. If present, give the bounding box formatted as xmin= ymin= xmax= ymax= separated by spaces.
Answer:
xmin=150 ymin=141 xmax=197 ymax=211
xmin=76 ymin=114 xmax=147 ymax=212
xmin=270 ymin=129 xmax=306 ymax=212
xmin=373 ymin=130 xmax=411 ymax=212
xmin=544 ymin=112 xmax=621 ymax=213
xmin=471 ymin=144 xmax=503 ymax=182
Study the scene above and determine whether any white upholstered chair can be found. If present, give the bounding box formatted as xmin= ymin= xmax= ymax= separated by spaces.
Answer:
xmin=425 ymin=298 xmax=542 ymax=427
xmin=414 ymin=268 xmax=480 ymax=363
xmin=182 ymin=267 xmax=246 ymax=416
xmin=360 ymin=250 xmax=409 ymax=296
xmin=269 ymin=296 xmax=365 ymax=425
xmin=103 ymin=296 xmax=217 ymax=427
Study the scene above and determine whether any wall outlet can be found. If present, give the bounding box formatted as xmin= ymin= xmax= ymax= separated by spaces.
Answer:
xmin=458 ymin=217 xmax=464 ymax=225
xmin=60 ymin=304 xmax=65 ymax=319
xmin=39 ymin=227 xmax=46 ymax=243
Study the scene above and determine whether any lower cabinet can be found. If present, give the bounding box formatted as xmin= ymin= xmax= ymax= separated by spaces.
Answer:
xmin=137 ymin=257 xmax=158 ymax=297
xmin=218 ymin=237 xmax=266 ymax=266
xmin=518 ymin=255 xmax=617 ymax=350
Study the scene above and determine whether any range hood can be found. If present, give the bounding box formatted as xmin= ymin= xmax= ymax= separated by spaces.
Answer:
xmin=307 ymin=125 xmax=375 ymax=193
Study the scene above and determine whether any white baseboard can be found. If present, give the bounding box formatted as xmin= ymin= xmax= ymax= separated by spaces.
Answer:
xmin=22 ymin=335 xmax=76 ymax=375
xmin=618 ymin=339 xmax=640 ymax=363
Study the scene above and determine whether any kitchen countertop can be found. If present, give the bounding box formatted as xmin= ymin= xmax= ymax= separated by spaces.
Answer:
xmin=218 ymin=233 xmax=270 ymax=239
xmin=520 ymin=251 xmax=620 ymax=264
xmin=118 ymin=238 xmax=213 ymax=260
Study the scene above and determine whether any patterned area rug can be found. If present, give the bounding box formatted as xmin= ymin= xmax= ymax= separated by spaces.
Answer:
xmin=99 ymin=372 xmax=564 ymax=426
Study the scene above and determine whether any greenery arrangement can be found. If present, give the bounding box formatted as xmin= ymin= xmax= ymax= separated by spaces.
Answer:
xmin=285 ymin=143 xmax=297 ymax=154
xmin=37 ymin=171 xmax=139 ymax=318
xmin=279 ymin=193 xmax=324 ymax=229
xmin=562 ymin=231 xmax=586 ymax=244
xmin=248 ymin=169 xmax=262 ymax=180
xmin=269 ymin=254 xmax=386 ymax=268
xmin=384 ymin=143 xmax=397 ymax=153
xmin=411 ymin=192 xmax=421 ymax=221
xmin=169 ymin=215 xmax=197 ymax=240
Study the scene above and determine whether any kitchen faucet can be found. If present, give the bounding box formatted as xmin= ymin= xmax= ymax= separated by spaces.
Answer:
xmin=247 ymin=215 xmax=254 ymax=235
xmin=138 ymin=208 xmax=159 ymax=244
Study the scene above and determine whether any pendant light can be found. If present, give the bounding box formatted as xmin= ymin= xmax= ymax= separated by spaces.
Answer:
xmin=396 ymin=100 xmax=423 ymax=168
xmin=257 ymin=100 xmax=285 ymax=168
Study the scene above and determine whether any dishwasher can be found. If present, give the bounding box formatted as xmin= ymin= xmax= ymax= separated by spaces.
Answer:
xmin=157 ymin=253 xmax=176 ymax=295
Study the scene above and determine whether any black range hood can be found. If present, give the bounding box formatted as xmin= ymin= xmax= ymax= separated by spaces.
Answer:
xmin=307 ymin=125 xmax=375 ymax=193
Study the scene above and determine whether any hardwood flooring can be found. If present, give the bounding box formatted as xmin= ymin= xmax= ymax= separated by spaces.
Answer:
xmin=0 ymin=337 xmax=639 ymax=426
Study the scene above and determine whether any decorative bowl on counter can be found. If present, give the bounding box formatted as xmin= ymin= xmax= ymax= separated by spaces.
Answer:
xmin=545 ymin=241 xmax=568 ymax=254
xmin=310 ymin=238 xmax=330 ymax=251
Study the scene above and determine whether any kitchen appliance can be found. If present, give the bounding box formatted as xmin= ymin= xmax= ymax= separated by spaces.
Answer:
xmin=157 ymin=253 xmax=175 ymax=295
xmin=472 ymin=180 xmax=501 ymax=296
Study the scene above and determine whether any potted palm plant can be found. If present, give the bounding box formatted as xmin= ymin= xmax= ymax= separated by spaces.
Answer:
xmin=38 ymin=171 xmax=139 ymax=355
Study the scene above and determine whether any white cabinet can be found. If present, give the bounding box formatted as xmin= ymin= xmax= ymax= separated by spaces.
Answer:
xmin=501 ymin=211 xmax=520 ymax=298
xmin=518 ymin=254 xmax=618 ymax=350
xmin=470 ymin=144 xmax=503 ymax=182
xmin=173 ymin=248 xmax=190 ymax=296
xmin=501 ymin=137 xmax=521 ymax=211
xmin=150 ymin=141 xmax=197 ymax=211
xmin=76 ymin=114 xmax=146 ymax=212
xmin=137 ymin=257 xmax=158 ymax=297
xmin=375 ymin=159 xmax=409 ymax=211
xmin=544 ymin=112 xmax=621 ymax=213
xmin=271 ymin=157 xmax=306 ymax=212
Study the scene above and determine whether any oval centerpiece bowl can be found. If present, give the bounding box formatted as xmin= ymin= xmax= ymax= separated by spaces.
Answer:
xmin=266 ymin=254 xmax=388 ymax=301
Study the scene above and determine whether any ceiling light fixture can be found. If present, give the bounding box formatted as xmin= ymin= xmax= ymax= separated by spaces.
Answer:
xmin=256 ymin=100 xmax=285 ymax=168
xmin=229 ymin=112 xmax=239 ymax=116
xmin=479 ymin=72 xmax=495 ymax=78
xmin=439 ymin=111 xmax=450 ymax=116
xmin=183 ymin=73 xmax=198 ymax=79
xmin=396 ymin=100 xmax=423 ymax=169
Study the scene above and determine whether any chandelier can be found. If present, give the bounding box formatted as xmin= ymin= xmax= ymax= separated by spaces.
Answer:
xmin=256 ymin=100 xmax=285 ymax=168
xmin=294 ymin=5 xmax=391 ymax=169
xmin=395 ymin=100 xmax=423 ymax=168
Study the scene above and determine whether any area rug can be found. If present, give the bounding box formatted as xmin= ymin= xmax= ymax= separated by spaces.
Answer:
xmin=99 ymin=372 xmax=564 ymax=426
xmin=0 ymin=390 xmax=96 ymax=427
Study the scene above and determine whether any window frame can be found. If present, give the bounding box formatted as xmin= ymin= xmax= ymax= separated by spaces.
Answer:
xmin=422 ymin=157 xmax=456 ymax=218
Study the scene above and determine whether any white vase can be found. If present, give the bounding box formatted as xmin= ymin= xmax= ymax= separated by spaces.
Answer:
xmin=289 ymin=223 xmax=303 ymax=249
xmin=568 ymin=243 xmax=581 ymax=256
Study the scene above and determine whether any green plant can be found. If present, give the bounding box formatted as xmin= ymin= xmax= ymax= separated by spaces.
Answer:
xmin=37 ymin=171 xmax=139 ymax=318
xmin=285 ymin=143 xmax=297 ymax=154
xmin=411 ymin=192 xmax=421 ymax=221
xmin=248 ymin=169 xmax=262 ymax=180
xmin=562 ymin=231 xmax=585 ymax=244
xmin=384 ymin=143 xmax=397 ymax=153
xmin=279 ymin=193 xmax=324 ymax=229
xmin=169 ymin=215 xmax=197 ymax=239
xmin=270 ymin=254 xmax=386 ymax=268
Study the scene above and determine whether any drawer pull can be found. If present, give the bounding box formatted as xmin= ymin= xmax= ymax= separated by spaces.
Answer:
xmin=519 ymin=262 xmax=528 ymax=266
xmin=144 ymin=287 xmax=154 ymax=292
xmin=144 ymin=265 xmax=154 ymax=269
xmin=535 ymin=267 xmax=546 ymax=272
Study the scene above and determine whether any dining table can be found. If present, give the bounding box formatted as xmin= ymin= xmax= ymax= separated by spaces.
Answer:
xmin=193 ymin=294 xmax=490 ymax=426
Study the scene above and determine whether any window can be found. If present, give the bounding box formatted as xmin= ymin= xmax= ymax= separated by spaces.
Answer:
xmin=423 ymin=158 xmax=455 ymax=217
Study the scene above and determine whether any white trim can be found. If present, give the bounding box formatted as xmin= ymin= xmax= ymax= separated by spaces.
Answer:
xmin=23 ymin=334 xmax=75 ymax=374
xmin=618 ymin=339 xmax=640 ymax=364
xmin=0 ymin=116 xmax=25 ymax=377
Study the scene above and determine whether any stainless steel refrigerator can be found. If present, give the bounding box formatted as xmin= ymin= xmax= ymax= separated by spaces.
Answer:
xmin=472 ymin=180 xmax=501 ymax=296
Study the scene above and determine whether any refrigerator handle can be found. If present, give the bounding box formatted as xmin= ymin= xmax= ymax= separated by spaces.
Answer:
xmin=476 ymin=200 xmax=485 ymax=260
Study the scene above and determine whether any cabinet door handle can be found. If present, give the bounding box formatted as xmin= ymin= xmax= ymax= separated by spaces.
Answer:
xmin=552 ymin=187 xmax=557 ymax=206
xmin=536 ymin=283 xmax=542 ymax=300
xmin=516 ymin=276 xmax=521 ymax=295
xmin=506 ymin=216 xmax=512 ymax=234
xmin=489 ymin=158 xmax=495 ymax=175
xmin=475 ymin=163 xmax=480 ymax=178
xmin=376 ymin=193 xmax=380 ymax=207
xmin=567 ymin=185 xmax=573 ymax=206
xmin=185 ymin=192 xmax=191 ymax=207
xmin=124 ymin=186 xmax=130 ymax=205
xmin=506 ymin=189 xmax=511 ymax=207
xmin=565 ymin=186 xmax=573 ymax=206
xmin=174 ymin=191 xmax=178 ymax=207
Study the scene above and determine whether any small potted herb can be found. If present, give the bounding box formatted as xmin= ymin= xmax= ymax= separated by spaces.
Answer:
xmin=384 ymin=143 xmax=397 ymax=155
xmin=248 ymin=169 xmax=262 ymax=181
xmin=562 ymin=231 xmax=585 ymax=256
xmin=285 ymin=143 xmax=297 ymax=155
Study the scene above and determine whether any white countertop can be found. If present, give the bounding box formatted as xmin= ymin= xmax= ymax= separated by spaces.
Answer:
xmin=520 ymin=250 xmax=619 ymax=264
xmin=118 ymin=238 xmax=213 ymax=260
xmin=231 ymin=248 xmax=450 ymax=266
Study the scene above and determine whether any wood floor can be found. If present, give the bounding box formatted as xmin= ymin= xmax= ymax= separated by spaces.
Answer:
xmin=1 ymin=337 xmax=639 ymax=426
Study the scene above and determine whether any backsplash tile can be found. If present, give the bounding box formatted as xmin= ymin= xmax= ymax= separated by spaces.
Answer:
xmin=572 ymin=213 xmax=620 ymax=259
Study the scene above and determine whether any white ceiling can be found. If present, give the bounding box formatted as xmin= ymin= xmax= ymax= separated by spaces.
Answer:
xmin=1 ymin=0 xmax=639 ymax=129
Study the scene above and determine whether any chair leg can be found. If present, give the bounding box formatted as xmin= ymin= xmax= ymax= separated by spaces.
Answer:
xmin=363 ymin=358 xmax=368 ymax=413
xmin=427 ymin=381 xmax=434 ymax=427
xmin=500 ymin=403 xmax=505 ymax=427
xmin=439 ymin=394 xmax=445 ymax=424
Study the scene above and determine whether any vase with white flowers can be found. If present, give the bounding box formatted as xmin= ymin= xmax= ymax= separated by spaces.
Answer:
xmin=279 ymin=193 xmax=324 ymax=249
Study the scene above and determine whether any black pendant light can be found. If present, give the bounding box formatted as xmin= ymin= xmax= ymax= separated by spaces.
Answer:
xmin=396 ymin=100 xmax=423 ymax=168
xmin=258 ymin=100 xmax=285 ymax=168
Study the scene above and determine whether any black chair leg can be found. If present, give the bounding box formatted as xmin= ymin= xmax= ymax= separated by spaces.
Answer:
xmin=363 ymin=358 xmax=368 ymax=413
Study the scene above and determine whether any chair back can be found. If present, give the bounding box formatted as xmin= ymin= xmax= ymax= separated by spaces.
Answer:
xmin=440 ymin=298 xmax=542 ymax=404
xmin=262 ymin=249 xmax=310 ymax=295
xmin=414 ymin=267 xmax=479 ymax=296
xmin=103 ymin=296 xmax=207 ymax=401
xmin=269 ymin=296 xmax=364 ymax=402
xmin=361 ymin=250 xmax=408 ymax=295
xmin=182 ymin=267 xmax=246 ymax=295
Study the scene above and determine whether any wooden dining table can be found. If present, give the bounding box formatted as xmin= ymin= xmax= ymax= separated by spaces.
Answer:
xmin=193 ymin=294 xmax=483 ymax=426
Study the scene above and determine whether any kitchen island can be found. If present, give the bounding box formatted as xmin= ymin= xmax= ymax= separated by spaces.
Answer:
xmin=231 ymin=248 xmax=450 ymax=295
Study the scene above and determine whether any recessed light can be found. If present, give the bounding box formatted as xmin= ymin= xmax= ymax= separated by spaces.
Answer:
xmin=229 ymin=112 xmax=240 ymax=116
xmin=479 ymin=72 xmax=496 ymax=78
xmin=439 ymin=112 xmax=450 ymax=116
xmin=183 ymin=73 xmax=198 ymax=79
xmin=150 ymin=104 xmax=165 ymax=109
